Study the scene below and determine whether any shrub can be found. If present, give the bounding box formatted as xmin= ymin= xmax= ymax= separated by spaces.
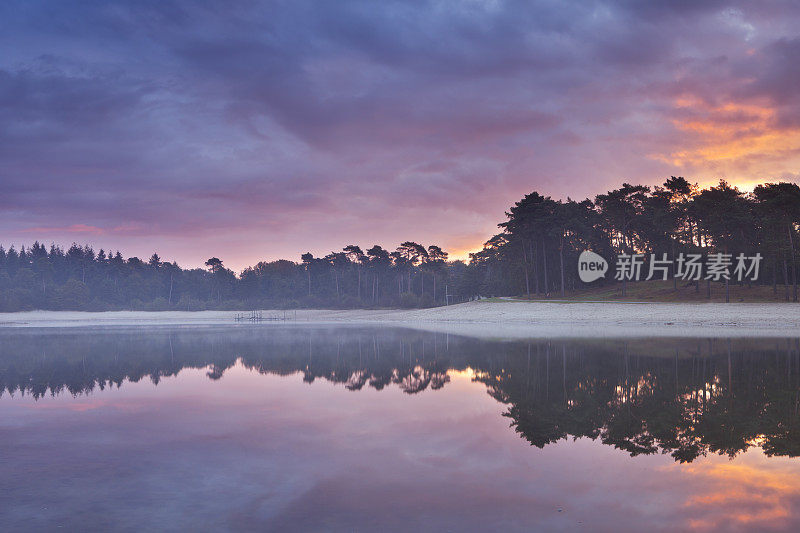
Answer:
xmin=398 ymin=292 xmax=421 ymax=308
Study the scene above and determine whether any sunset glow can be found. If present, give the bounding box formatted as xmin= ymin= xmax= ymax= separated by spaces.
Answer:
xmin=2 ymin=1 xmax=799 ymax=271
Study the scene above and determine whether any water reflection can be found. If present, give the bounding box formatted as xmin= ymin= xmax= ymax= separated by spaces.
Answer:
xmin=2 ymin=327 xmax=799 ymax=463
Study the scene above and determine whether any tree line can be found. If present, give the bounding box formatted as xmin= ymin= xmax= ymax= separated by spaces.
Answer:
xmin=0 ymin=240 xmax=464 ymax=311
xmin=471 ymin=177 xmax=800 ymax=302
xmin=1 ymin=177 xmax=798 ymax=311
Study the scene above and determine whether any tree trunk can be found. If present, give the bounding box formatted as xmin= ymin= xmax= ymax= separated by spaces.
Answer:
xmin=168 ymin=273 xmax=173 ymax=304
xmin=521 ymin=241 xmax=530 ymax=298
xmin=542 ymin=239 xmax=548 ymax=298
xmin=725 ymin=246 xmax=730 ymax=303
xmin=433 ymin=274 xmax=436 ymax=304
xmin=789 ymin=222 xmax=797 ymax=302
xmin=784 ymin=254 xmax=791 ymax=302
xmin=531 ymin=239 xmax=539 ymax=296
xmin=672 ymin=241 xmax=677 ymax=290
xmin=559 ymin=232 xmax=565 ymax=298
xmin=705 ymin=239 xmax=711 ymax=299
xmin=774 ymin=256 xmax=778 ymax=296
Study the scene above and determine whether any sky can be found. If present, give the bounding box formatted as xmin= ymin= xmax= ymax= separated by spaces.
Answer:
xmin=1 ymin=0 xmax=799 ymax=271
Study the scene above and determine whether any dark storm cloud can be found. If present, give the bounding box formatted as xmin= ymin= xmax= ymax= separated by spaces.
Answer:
xmin=1 ymin=0 xmax=799 ymax=268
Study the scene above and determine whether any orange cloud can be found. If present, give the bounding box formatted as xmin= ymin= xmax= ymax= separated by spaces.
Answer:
xmin=653 ymin=96 xmax=800 ymax=184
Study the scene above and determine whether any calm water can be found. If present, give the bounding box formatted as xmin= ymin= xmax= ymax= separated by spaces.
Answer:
xmin=2 ymin=327 xmax=800 ymax=532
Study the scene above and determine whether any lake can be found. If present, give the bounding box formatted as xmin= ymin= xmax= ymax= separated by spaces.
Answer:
xmin=2 ymin=326 xmax=800 ymax=531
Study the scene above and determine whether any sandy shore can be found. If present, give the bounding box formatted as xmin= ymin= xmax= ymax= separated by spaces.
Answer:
xmin=1 ymin=300 xmax=799 ymax=338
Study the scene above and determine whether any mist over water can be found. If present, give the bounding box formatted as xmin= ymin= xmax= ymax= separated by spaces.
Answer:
xmin=3 ymin=327 xmax=800 ymax=531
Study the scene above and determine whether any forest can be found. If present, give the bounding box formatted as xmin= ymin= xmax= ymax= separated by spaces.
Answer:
xmin=0 ymin=177 xmax=798 ymax=311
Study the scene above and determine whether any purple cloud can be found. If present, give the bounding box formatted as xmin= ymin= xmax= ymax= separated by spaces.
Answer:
xmin=1 ymin=0 xmax=799 ymax=270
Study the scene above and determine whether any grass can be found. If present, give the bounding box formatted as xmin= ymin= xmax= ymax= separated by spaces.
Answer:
xmin=495 ymin=279 xmax=799 ymax=304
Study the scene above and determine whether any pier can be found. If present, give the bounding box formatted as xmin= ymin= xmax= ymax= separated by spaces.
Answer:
xmin=234 ymin=310 xmax=297 ymax=322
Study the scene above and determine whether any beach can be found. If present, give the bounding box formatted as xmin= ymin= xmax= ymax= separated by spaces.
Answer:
xmin=2 ymin=300 xmax=799 ymax=338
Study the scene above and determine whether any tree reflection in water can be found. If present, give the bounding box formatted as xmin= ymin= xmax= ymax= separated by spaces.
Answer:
xmin=2 ymin=327 xmax=799 ymax=463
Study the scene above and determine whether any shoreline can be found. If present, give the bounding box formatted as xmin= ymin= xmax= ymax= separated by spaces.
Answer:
xmin=1 ymin=300 xmax=799 ymax=338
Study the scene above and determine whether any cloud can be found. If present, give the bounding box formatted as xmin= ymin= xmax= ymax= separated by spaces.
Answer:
xmin=22 ymin=223 xmax=106 ymax=235
xmin=1 ymin=0 xmax=799 ymax=269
